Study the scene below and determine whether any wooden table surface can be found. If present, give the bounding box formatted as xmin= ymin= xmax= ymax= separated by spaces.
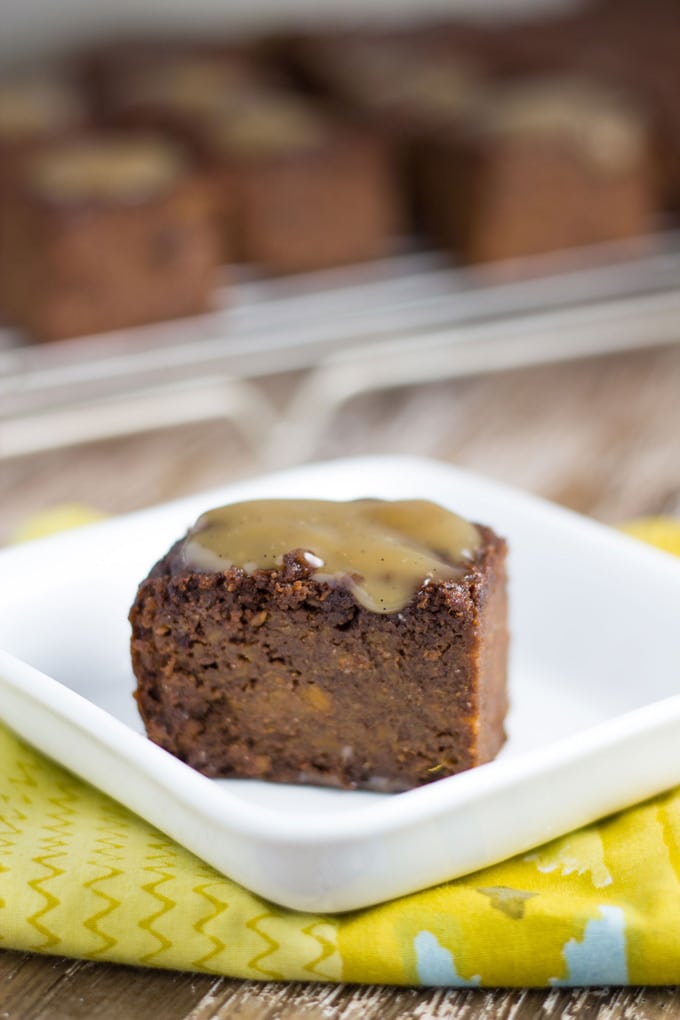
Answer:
xmin=3 ymin=342 xmax=680 ymax=1018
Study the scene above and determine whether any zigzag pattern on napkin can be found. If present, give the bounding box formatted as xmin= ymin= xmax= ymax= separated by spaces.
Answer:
xmin=191 ymin=874 xmax=230 ymax=970
xmin=0 ymin=723 xmax=345 ymax=980
xmin=139 ymin=840 xmax=179 ymax=964
xmin=82 ymin=804 xmax=130 ymax=957
xmin=9 ymin=757 xmax=40 ymax=798
xmin=247 ymin=911 xmax=285 ymax=980
xmin=302 ymin=921 xmax=342 ymax=979
xmin=84 ymin=863 xmax=123 ymax=957
xmin=27 ymin=778 xmax=76 ymax=950
xmin=27 ymin=852 xmax=65 ymax=950
xmin=0 ymin=811 xmax=25 ymax=858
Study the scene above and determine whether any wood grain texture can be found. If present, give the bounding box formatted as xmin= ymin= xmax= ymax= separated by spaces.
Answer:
xmin=3 ymin=345 xmax=680 ymax=544
xmin=0 ymin=952 xmax=214 ymax=1020
xmin=2 ymin=953 xmax=680 ymax=1020
xmin=1 ymin=342 xmax=679 ymax=1016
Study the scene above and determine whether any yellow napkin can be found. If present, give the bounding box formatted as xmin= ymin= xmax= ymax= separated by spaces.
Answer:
xmin=8 ymin=504 xmax=107 ymax=544
xmin=1 ymin=513 xmax=680 ymax=986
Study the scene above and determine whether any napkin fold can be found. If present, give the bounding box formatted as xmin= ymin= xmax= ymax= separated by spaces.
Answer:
xmin=2 ymin=513 xmax=680 ymax=986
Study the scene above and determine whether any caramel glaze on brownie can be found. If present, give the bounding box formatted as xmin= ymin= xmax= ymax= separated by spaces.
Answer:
xmin=130 ymin=524 xmax=508 ymax=793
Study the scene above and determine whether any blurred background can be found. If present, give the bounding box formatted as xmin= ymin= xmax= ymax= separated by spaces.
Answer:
xmin=2 ymin=0 xmax=680 ymax=542
xmin=0 ymin=0 xmax=576 ymax=61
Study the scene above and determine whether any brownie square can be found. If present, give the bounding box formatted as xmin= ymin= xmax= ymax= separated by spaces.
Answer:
xmin=423 ymin=76 xmax=657 ymax=264
xmin=284 ymin=33 xmax=487 ymax=233
xmin=201 ymin=93 xmax=401 ymax=272
xmin=2 ymin=133 xmax=220 ymax=341
xmin=0 ymin=74 xmax=88 ymax=316
xmin=130 ymin=498 xmax=509 ymax=792
xmin=86 ymin=40 xmax=261 ymax=124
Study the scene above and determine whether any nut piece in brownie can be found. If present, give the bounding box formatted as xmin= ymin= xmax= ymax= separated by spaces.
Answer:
xmin=197 ymin=90 xmax=400 ymax=272
xmin=130 ymin=498 xmax=508 ymax=793
xmin=423 ymin=75 xmax=657 ymax=264
xmin=2 ymin=133 xmax=220 ymax=341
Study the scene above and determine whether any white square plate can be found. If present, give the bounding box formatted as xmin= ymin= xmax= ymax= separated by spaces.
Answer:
xmin=1 ymin=455 xmax=680 ymax=913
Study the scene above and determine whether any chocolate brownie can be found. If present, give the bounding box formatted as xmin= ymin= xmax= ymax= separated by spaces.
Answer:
xmin=295 ymin=34 xmax=484 ymax=129
xmin=3 ymin=133 xmax=219 ymax=341
xmin=0 ymin=74 xmax=85 ymax=143
xmin=198 ymin=92 xmax=400 ymax=271
xmin=576 ymin=5 xmax=680 ymax=211
xmin=0 ymin=74 xmax=88 ymax=316
xmin=284 ymin=33 xmax=487 ymax=231
xmin=423 ymin=76 xmax=657 ymax=264
xmin=130 ymin=498 xmax=509 ymax=792
xmin=98 ymin=46 xmax=266 ymax=150
xmin=86 ymin=40 xmax=261 ymax=121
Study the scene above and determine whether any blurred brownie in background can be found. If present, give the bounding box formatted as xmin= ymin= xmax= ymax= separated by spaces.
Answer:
xmin=3 ymin=134 xmax=219 ymax=341
xmin=292 ymin=33 xmax=484 ymax=125
xmin=285 ymin=31 xmax=488 ymax=231
xmin=0 ymin=73 xmax=89 ymax=315
xmin=197 ymin=91 xmax=401 ymax=272
xmin=84 ymin=39 xmax=263 ymax=122
xmin=423 ymin=76 xmax=658 ymax=265
xmin=475 ymin=7 xmax=602 ymax=81
xmin=85 ymin=43 xmax=403 ymax=274
xmin=579 ymin=1 xmax=680 ymax=212
xmin=0 ymin=73 xmax=87 ymax=178
xmin=490 ymin=0 xmax=680 ymax=214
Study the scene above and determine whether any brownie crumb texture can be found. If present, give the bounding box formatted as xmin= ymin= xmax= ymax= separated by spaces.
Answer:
xmin=129 ymin=500 xmax=509 ymax=792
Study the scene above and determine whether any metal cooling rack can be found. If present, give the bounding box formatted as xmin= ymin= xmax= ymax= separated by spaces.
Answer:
xmin=2 ymin=233 xmax=680 ymax=464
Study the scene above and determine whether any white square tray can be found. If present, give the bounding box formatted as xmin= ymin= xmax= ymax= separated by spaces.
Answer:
xmin=1 ymin=455 xmax=680 ymax=912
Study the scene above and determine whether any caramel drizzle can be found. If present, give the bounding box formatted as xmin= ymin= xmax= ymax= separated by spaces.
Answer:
xmin=183 ymin=498 xmax=481 ymax=614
